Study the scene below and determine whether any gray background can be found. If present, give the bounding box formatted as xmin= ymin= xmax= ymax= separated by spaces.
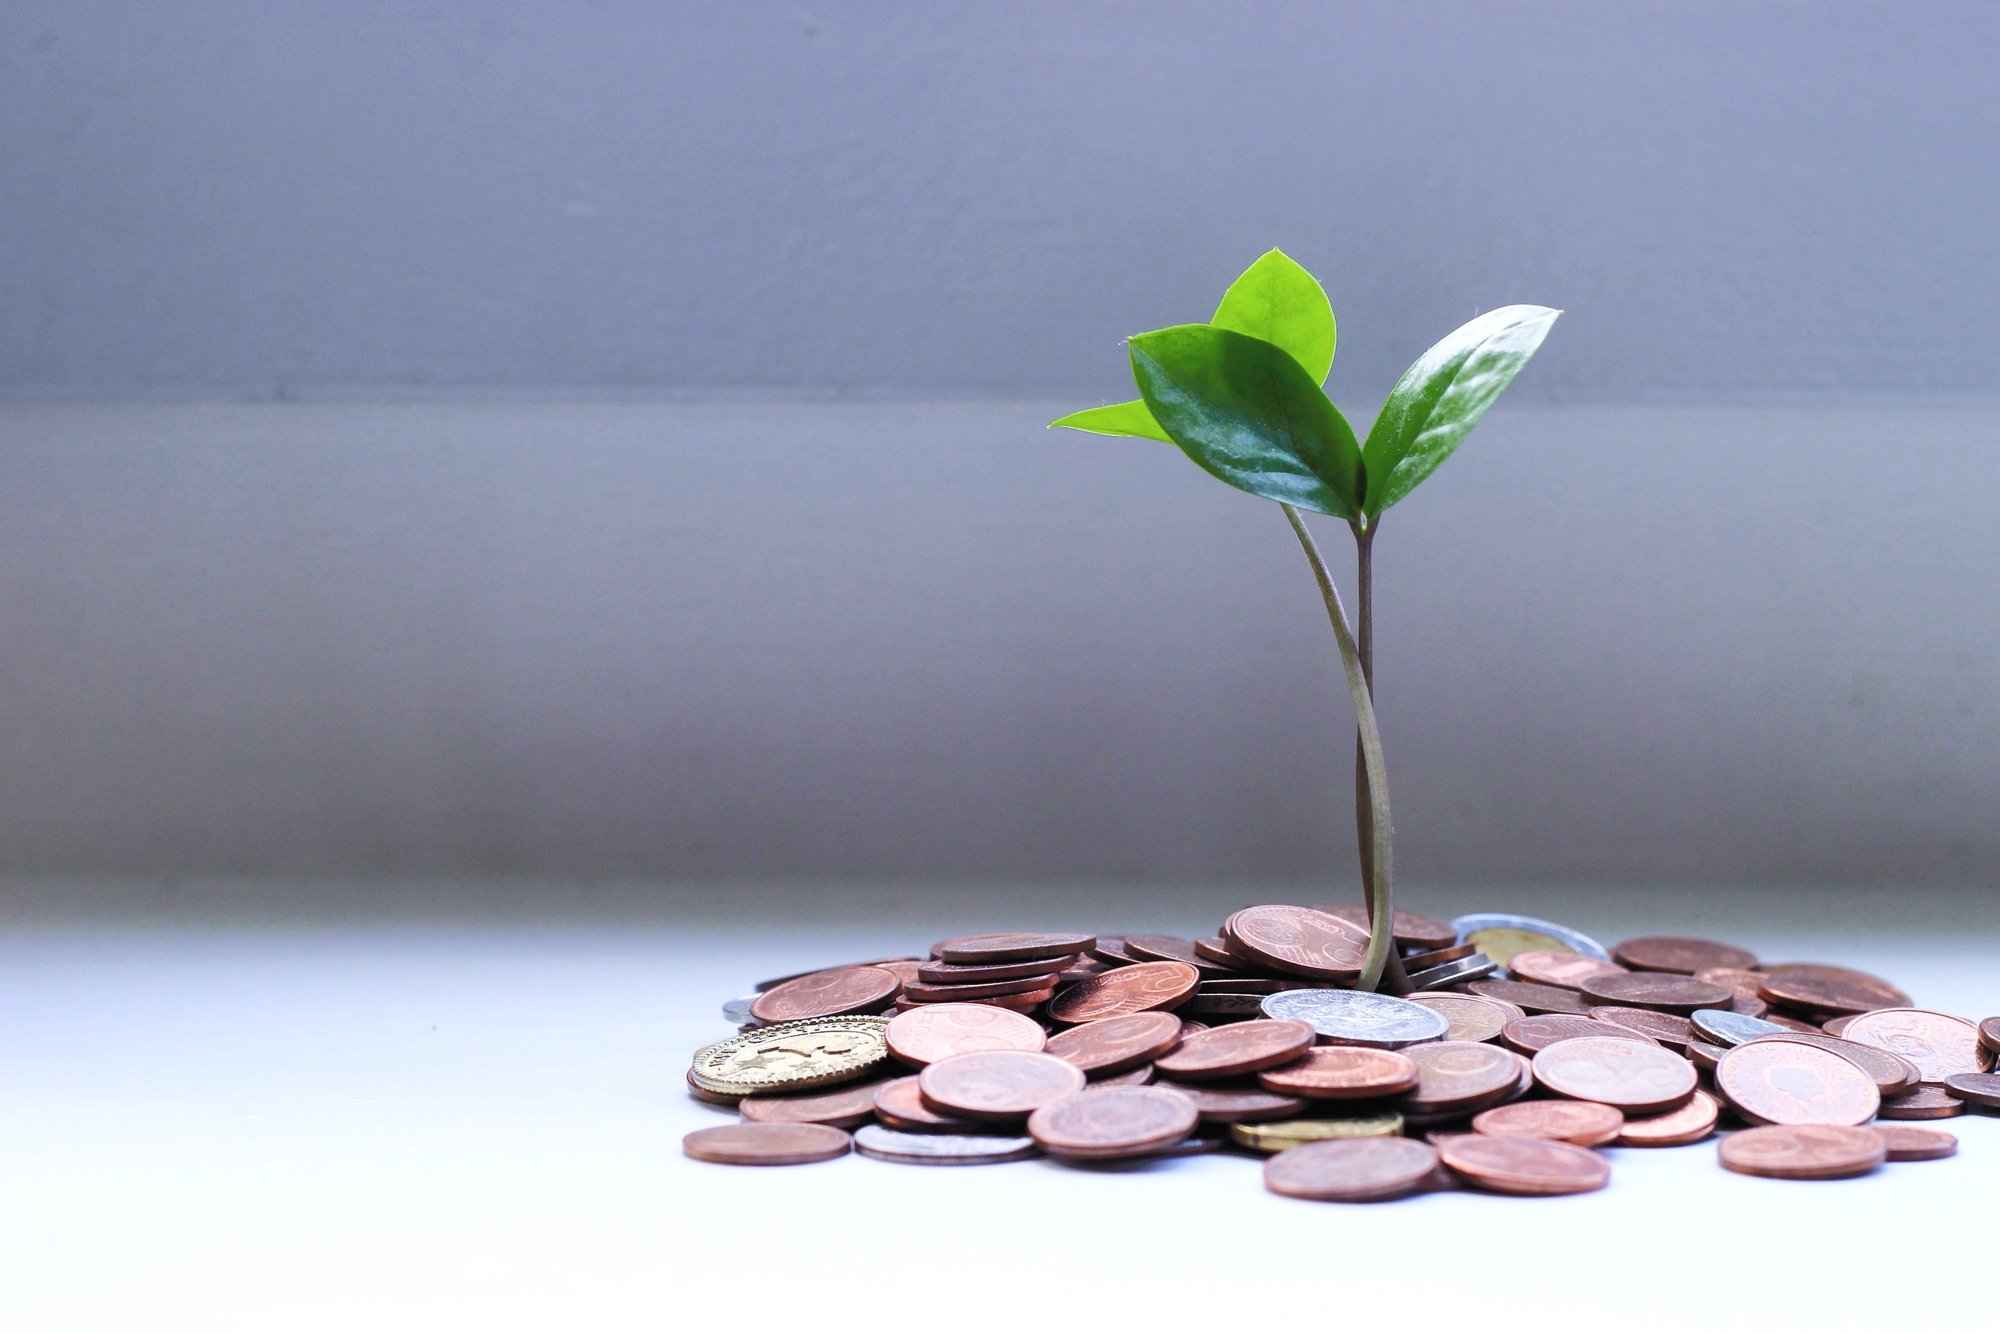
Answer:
xmin=3 ymin=3 xmax=1997 ymax=893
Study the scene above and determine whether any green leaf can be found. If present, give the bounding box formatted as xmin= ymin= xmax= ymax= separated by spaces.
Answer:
xmin=1048 ymin=399 xmax=1172 ymax=443
xmin=1209 ymin=248 xmax=1336 ymax=384
xmin=1361 ymin=304 xmax=1560 ymax=514
xmin=1129 ymin=324 xmax=1363 ymax=519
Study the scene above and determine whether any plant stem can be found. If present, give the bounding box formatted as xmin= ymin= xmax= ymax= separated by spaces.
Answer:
xmin=1282 ymin=505 xmax=1395 ymax=993
xmin=1350 ymin=519 xmax=1413 ymax=995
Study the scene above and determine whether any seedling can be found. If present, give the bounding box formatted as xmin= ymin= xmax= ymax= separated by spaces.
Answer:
xmin=1052 ymin=250 xmax=1557 ymax=993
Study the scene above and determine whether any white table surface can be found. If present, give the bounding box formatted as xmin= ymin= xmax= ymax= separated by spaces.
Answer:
xmin=3 ymin=881 xmax=1993 ymax=1330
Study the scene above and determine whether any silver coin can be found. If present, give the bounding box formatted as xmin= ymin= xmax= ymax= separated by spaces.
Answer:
xmin=1259 ymin=989 xmax=1449 ymax=1048
xmin=722 ymin=994 xmax=763 ymax=1026
xmin=851 ymin=1123 xmax=1040 ymax=1165
xmin=1690 ymin=1008 xmax=1790 ymax=1047
xmin=1403 ymin=953 xmax=1497 ymax=990
xmin=1449 ymin=913 xmax=1610 ymax=961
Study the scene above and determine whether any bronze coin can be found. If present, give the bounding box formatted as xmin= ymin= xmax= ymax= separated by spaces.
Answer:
xmin=1089 ymin=937 xmax=1145 ymax=965
xmin=1697 ymin=966 xmax=1771 ymax=1002
xmin=1683 ymin=1040 xmax=1727 ymax=1073
xmin=1580 ymin=972 xmax=1733 ymax=1015
xmin=1045 ymin=961 xmax=1201 ymax=1024
xmin=1532 ymin=1036 xmax=1698 ymax=1114
xmin=1398 ymin=942 xmax=1479 ymax=971
xmin=1612 ymin=936 xmax=1758 ymax=975
xmin=682 ymin=1122 xmax=851 ymax=1166
xmin=1821 ymin=1014 xmax=1859 ymax=1037
xmin=750 ymin=965 xmax=902 ymax=1024
xmin=754 ymin=955 xmax=918 ymax=991
xmin=1222 ymin=905 xmax=1370 ymax=980
xmin=1729 ymin=992 xmax=1771 ymax=1019
xmin=1025 ymin=1085 xmax=1199 ymax=1159
xmin=1264 ymin=1137 xmax=1442 ymax=1202
xmin=899 ymin=973 xmax=1061 ymax=1003
xmin=1154 ymin=1019 xmax=1316 ymax=1080
xmin=1741 ymin=1031 xmax=1919 ymax=1097
xmin=739 ymin=1078 xmax=892 ymax=1128
xmin=1877 ymin=1085 xmax=1965 ymax=1120
xmin=1468 ymin=979 xmax=1592 ymax=1016
xmin=916 ymin=955 xmax=1078 ymax=985
xmin=1507 ymin=950 xmax=1628 ymax=990
xmin=884 ymin=1003 xmax=1046 ymax=1067
xmin=1617 ymin=1088 xmax=1721 ymax=1147
xmin=1042 ymin=1011 xmax=1183 ymax=1075
xmin=1194 ymin=977 xmax=1295 ymax=995
xmin=1408 ymin=991 xmax=1523 ymax=1043
xmin=1317 ymin=903 xmax=1459 ymax=950
xmin=1122 ymin=934 xmax=1231 ymax=971
xmin=1941 ymin=1072 xmax=2000 ymax=1109
xmin=1587 ymin=1007 xmax=1695 ymax=1047
xmin=1193 ymin=935 xmax=1262 ymax=969
xmin=1872 ymin=1124 xmax=1958 ymax=1161
xmin=1091 ymin=1062 xmax=1157 ymax=1086
xmin=1718 ymin=1124 xmax=1885 ymax=1180
xmin=1257 ymin=1046 xmax=1421 ymax=1099
xmin=1757 ymin=963 xmax=1911 ymax=1012
xmin=1760 ymin=970 xmax=1908 ymax=1017
xmin=1175 ymin=1085 xmax=1310 ymax=1124
xmin=872 ymin=1075 xmax=981 ymax=1131
xmin=1842 ymin=1008 xmax=1992 ymax=1083
xmin=1501 ymin=1014 xmax=1653 ymax=1054
xmin=1060 ymin=958 xmax=1109 ymax=981
xmin=1438 ymin=1135 xmax=1610 ymax=1196
xmin=1715 ymin=1039 xmax=1881 ymax=1126
xmin=918 ymin=1051 xmax=1086 ymax=1121
xmin=932 ymin=931 xmax=1096 ymax=963
xmin=1764 ymin=1012 xmax=1825 ymax=1034
xmin=1472 ymin=1100 xmax=1624 ymax=1147
xmin=1399 ymin=1042 xmax=1527 ymax=1115
xmin=1981 ymin=1017 xmax=2000 ymax=1056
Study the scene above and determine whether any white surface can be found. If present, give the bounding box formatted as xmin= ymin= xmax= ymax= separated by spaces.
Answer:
xmin=3 ymin=891 xmax=1994 ymax=1330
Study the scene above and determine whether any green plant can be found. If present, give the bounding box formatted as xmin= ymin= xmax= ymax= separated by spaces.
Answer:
xmin=1052 ymin=250 xmax=1557 ymax=993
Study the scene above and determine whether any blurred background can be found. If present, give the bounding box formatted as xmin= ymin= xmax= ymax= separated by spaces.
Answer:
xmin=4 ymin=1 xmax=1998 ymax=915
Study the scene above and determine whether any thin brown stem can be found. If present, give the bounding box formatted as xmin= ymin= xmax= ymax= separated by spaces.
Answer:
xmin=1349 ymin=518 xmax=1411 ymax=994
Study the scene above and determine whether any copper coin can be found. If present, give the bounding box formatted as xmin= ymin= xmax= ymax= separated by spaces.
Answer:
xmin=1059 ymin=958 xmax=1109 ymax=981
xmin=1715 ymin=1039 xmax=1881 ymax=1126
xmin=1758 ymin=963 xmax=1911 ymax=1012
xmin=1507 ymin=950 xmax=1628 ymax=990
xmin=1587 ymin=1007 xmax=1695 ymax=1047
xmin=1729 ymin=992 xmax=1771 ymax=1019
xmin=900 ymin=973 xmax=1060 ymax=1003
xmin=750 ymin=965 xmax=901 ymax=1024
xmin=1046 ymin=961 xmax=1200 ymax=1024
xmin=1877 ymin=1085 xmax=1965 ymax=1120
xmin=1472 ymin=1100 xmax=1624 ymax=1147
xmin=932 ymin=931 xmax=1095 ymax=963
xmin=1264 ymin=1137 xmax=1442 ymax=1202
xmin=1222 ymin=905 xmax=1370 ymax=980
xmin=1981 ymin=1017 xmax=2000 ymax=1056
xmin=682 ymin=1122 xmax=851 ymax=1166
xmin=1697 ymin=966 xmax=1771 ymax=1002
xmin=917 ymin=955 xmax=1078 ymax=985
xmin=1092 ymin=1062 xmax=1157 ymax=1086
xmin=1023 ymin=1084 xmax=1199 ymax=1158
xmin=1842 ymin=1008 xmax=1992 ymax=1083
xmin=1741 ymin=1031 xmax=1920 ymax=1097
xmin=1399 ymin=1042 xmax=1526 ymax=1115
xmin=1193 ymin=935 xmax=1261 ymax=969
xmin=1941 ymin=1072 xmax=2000 ymax=1109
xmin=1042 ymin=1011 xmax=1183 ymax=1075
xmin=884 ymin=1003 xmax=1045 ymax=1067
xmin=1175 ymin=1085 xmax=1309 ymax=1125
xmin=1122 ymin=934 xmax=1228 ymax=971
xmin=1532 ymin=1037 xmax=1698 ymax=1114
xmin=1683 ymin=1041 xmax=1727 ymax=1073
xmin=1408 ymin=992 xmax=1523 ymax=1043
xmin=1580 ymin=972 xmax=1732 ymax=1015
xmin=739 ymin=1078 xmax=892 ymax=1128
xmin=754 ymin=955 xmax=918 ymax=991
xmin=1763 ymin=1012 xmax=1825 ymax=1034
xmin=1089 ymin=937 xmax=1144 ymax=965
xmin=918 ymin=1051 xmax=1086 ymax=1121
xmin=1718 ymin=1124 xmax=1885 ymax=1180
xmin=1617 ymin=1089 xmax=1721 ymax=1147
xmin=1438 ymin=1135 xmax=1610 ymax=1196
xmin=1257 ymin=1046 xmax=1421 ymax=1100
xmin=1501 ymin=1014 xmax=1653 ymax=1054
xmin=1760 ymin=970 xmax=1908 ymax=1017
xmin=1317 ymin=903 xmax=1459 ymax=950
xmin=1821 ymin=1014 xmax=1859 ymax=1037
xmin=1398 ymin=942 xmax=1478 ymax=971
xmin=1154 ymin=1019 xmax=1316 ymax=1080
xmin=1194 ymin=977 xmax=1294 ymax=995
xmin=1468 ymin=979 xmax=1592 ymax=1016
xmin=873 ymin=1075 xmax=981 ymax=1130
xmin=1874 ymin=1124 xmax=1958 ymax=1161
xmin=1612 ymin=936 xmax=1758 ymax=975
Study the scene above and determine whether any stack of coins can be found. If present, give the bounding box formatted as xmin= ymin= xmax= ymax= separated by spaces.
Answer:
xmin=683 ymin=908 xmax=1993 ymax=1195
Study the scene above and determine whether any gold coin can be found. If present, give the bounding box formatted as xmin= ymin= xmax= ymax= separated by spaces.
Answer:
xmin=1467 ymin=927 xmax=1570 ymax=968
xmin=688 ymin=1016 xmax=892 ymax=1097
xmin=1229 ymin=1112 xmax=1404 ymax=1153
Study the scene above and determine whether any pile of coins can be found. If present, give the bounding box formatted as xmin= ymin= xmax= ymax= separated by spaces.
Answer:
xmin=683 ymin=906 xmax=1997 ymax=1199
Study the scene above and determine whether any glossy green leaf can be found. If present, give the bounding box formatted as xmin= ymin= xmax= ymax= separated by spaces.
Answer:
xmin=1048 ymin=398 xmax=1172 ymax=443
xmin=1361 ymin=304 xmax=1560 ymax=514
xmin=1129 ymin=324 xmax=1363 ymax=519
xmin=1209 ymin=248 xmax=1336 ymax=384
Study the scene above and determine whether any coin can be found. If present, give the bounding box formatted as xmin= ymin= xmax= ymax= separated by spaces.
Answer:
xmin=1531 ymin=1036 xmax=1698 ymax=1114
xmin=1193 ymin=936 xmax=1261 ymax=969
xmin=851 ymin=1123 xmax=1040 ymax=1165
xmin=1468 ymin=979 xmax=1592 ymax=1016
xmin=1256 ymin=1046 xmax=1421 ymax=1099
xmin=1397 ymin=942 xmax=1478 ymax=971
xmin=1122 ymin=934 xmax=1230 ymax=971
xmin=1154 ymin=1019 xmax=1316 ymax=1080
xmin=1438 ymin=1135 xmax=1609 ymax=1196
xmin=1451 ymin=913 xmax=1610 ymax=962
xmin=1317 ymin=903 xmax=1459 ymax=949
xmin=1617 ymin=1089 xmax=1721 ymax=1147
xmin=1695 ymin=966 xmax=1770 ymax=1001
xmin=1740 ymin=1031 xmax=1920 ymax=1097
xmin=1501 ymin=1014 xmax=1651 ymax=1054
xmin=1580 ymin=972 xmax=1733 ymax=1015
xmin=1729 ymin=992 xmax=1771 ymax=1019
xmin=1506 ymin=951 xmax=1628 ymax=990
xmin=1264 ymin=1137 xmax=1441 ymax=1202
xmin=1841 ymin=1008 xmax=1992 ymax=1083
xmin=682 ymin=1122 xmax=851 ymax=1166
xmin=750 ymin=965 xmax=902 ymax=1024
xmin=1612 ymin=936 xmax=1758 ymax=975
xmin=900 ymin=972 xmax=1061 ymax=1003
xmin=1718 ymin=1125 xmax=1885 ymax=1180
xmin=1587 ymin=1007 xmax=1695 ymax=1047
xmin=1089 ymin=937 xmax=1145 ymax=965
xmin=1230 ymin=1112 xmax=1405 ymax=1152
xmin=1873 ymin=1124 xmax=1958 ymax=1161
xmin=1757 ymin=964 xmax=1911 ymax=1013
xmin=1714 ymin=1039 xmax=1881 ymax=1126
xmin=1821 ymin=1014 xmax=1859 ymax=1037
xmin=1042 ymin=1011 xmax=1183 ymax=1074
xmin=1683 ymin=1041 xmax=1727 ymax=1073
xmin=722 ymin=994 xmax=761 ymax=1026
xmin=1174 ymin=1085 xmax=1309 ymax=1124
xmin=1877 ymin=1086 xmax=1965 ymax=1120
xmin=918 ymin=1051 xmax=1086 ymax=1121
xmin=1223 ymin=905 xmax=1369 ymax=980
xmin=884 ymin=1003 xmax=1046 ymax=1067
xmin=1260 ymin=990 xmax=1449 ymax=1048
xmin=688 ymin=1016 xmax=893 ymax=1097
xmin=1194 ymin=977 xmax=1294 ymax=995
xmin=739 ymin=1078 xmax=892 ymax=1128
xmin=1690 ymin=1009 xmax=1792 ymax=1047
xmin=1472 ymin=1100 xmax=1624 ymax=1147
xmin=917 ymin=955 xmax=1079 ymax=984
xmin=872 ymin=1075 xmax=983 ymax=1131
xmin=1399 ymin=1042 xmax=1526 ymax=1115
xmin=1092 ymin=1063 xmax=1157 ymax=1086
xmin=686 ymin=1071 xmax=743 ymax=1106
xmin=1941 ymin=1072 xmax=2000 ymax=1109
xmin=1981 ymin=1017 xmax=2000 ymax=1056
xmin=754 ymin=956 xmax=919 ymax=991
xmin=1407 ymin=992 xmax=1522 ymax=1043
xmin=1046 ymin=962 xmax=1201 ymax=1024
xmin=1179 ymin=992 xmax=1268 ymax=1018
xmin=932 ymin=931 xmax=1096 ymax=963
xmin=1026 ymin=1085 xmax=1200 ymax=1159
xmin=1403 ymin=954 xmax=1498 ymax=990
